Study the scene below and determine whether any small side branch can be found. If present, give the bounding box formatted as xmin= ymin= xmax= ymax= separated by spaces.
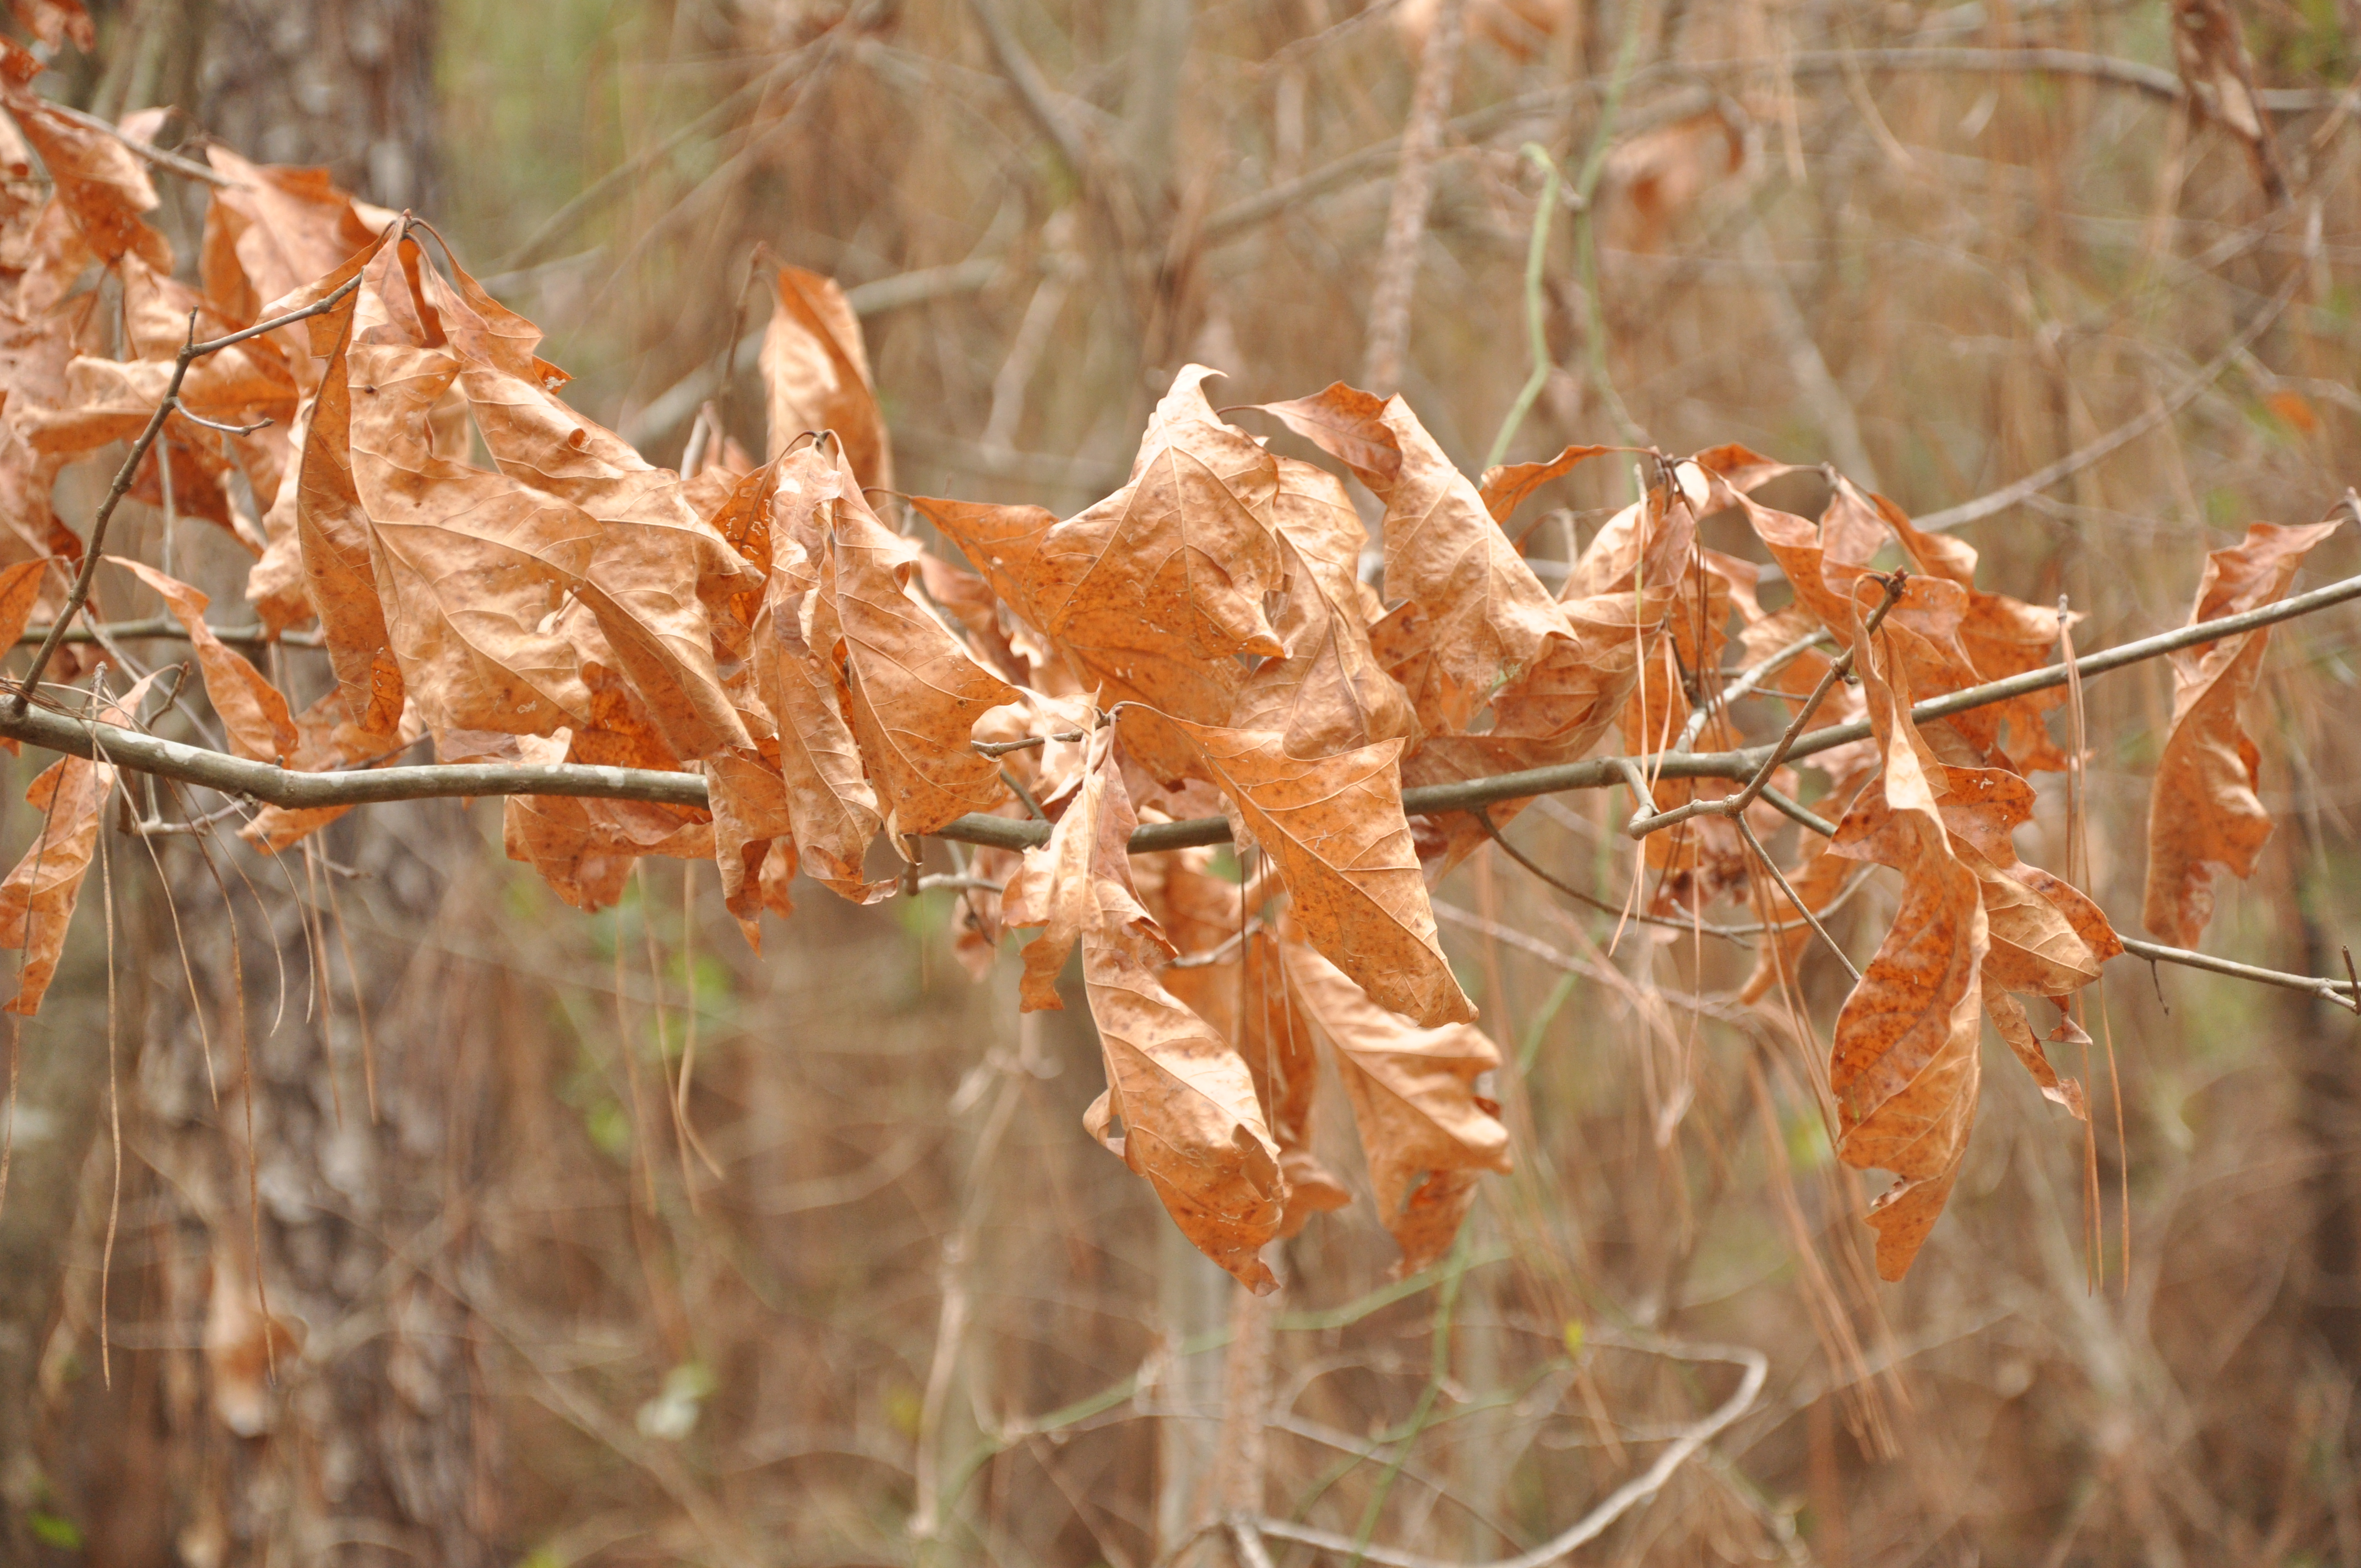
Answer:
xmin=2119 ymin=935 xmax=2361 ymax=1015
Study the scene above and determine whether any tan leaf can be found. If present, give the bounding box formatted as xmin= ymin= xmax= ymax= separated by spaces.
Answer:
xmin=1134 ymin=709 xmax=1475 ymax=1027
xmin=1987 ymin=991 xmax=2087 ymax=1120
xmin=1281 ymin=934 xmax=1509 ymax=1275
xmin=345 ymin=313 xmax=596 ymax=744
xmin=1073 ymin=742 xmax=1283 ymax=1291
xmin=915 ymin=367 xmax=1286 ymax=776
xmin=1158 ymin=921 xmax=1352 ymax=1237
xmin=1826 ymin=628 xmax=1988 ymax=1282
xmin=0 ymin=555 xmax=47 ymax=649
xmin=275 ymin=235 xmax=407 ymax=741
xmin=818 ymin=455 xmax=1019 ymax=835
xmin=200 ymin=145 xmax=390 ymax=346
xmin=0 ymin=41 xmax=169 ymax=269
xmin=1850 ymin=478 xmax=2075 ymax=773
xmin=422 ymin=259 xmax=764 ymax=771
xmin=0 ymin=671 xmax=161 ymax=1014
xmin=109 ymin=558 xmax=298 ymax=763
xmin=762 ymin=264 xmax=893 ymax=491
xmin=1229 ymin=456 xmax=1415 ymax=758
xmin=2142 ymin=517 xmax=2342 ymax=946
xmin=1250 ymin=381 xmax=1402 ymax=488
xmin=1477 ymin=443 xmax=1611 ymax=525
xmin=1003 ymin=727 xmax=1114 ymax=1012
xmin=751 ymin=447 xmax=891 ymax=903
xmin=1364 ymin=396 xmax=1569 ymax=731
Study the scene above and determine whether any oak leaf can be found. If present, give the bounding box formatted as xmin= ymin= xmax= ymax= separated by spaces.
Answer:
xmin=1281 ymin=935 xmax=1510 ymax=1275
xmin=916 ymin=367 xmax=1286 ymax=777
xmin=1131 ymin=709 xmax=1476 ymax=1028
xmin=1071 ymin=741 xmax=1284 ymax=1291
xmin=2142 ymin=517 xmax=2341 ymax=946
xmin=109 ymin=558 xmax=298 ymax=764
xmin=1826 ymin=627 xmax=1987 ymax=1282
xmin=762 ymin=264 xmax=894 ymax=491
xmin=0 ymin=42 xmax=169 ymax=270
xmin=0 ymin=671 xmax=161 ymax=1014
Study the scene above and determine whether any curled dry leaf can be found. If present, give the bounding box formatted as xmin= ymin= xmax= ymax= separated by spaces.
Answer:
xmin=752 ymin=449 xmax=891 ymax=904
xmin=1842 ymin=477 xmax=2076 ymax=773
xmin=1477 ymin=443 xmax=1612 ymax=526
xmin=0 ymin=671 xmax=161 ymax=1014
xmin=1229 ymin=455 xmax=1414 ymax=759
xmin=1003 ymin=727 xmax=1113 ymax=1012
xmin=1281 ymin=934 xmax=1509 ymax=1276
xmin=1826 ymin=630 xmax=1987 ymax=1282
xmin=109 ymin=558 xmax=299 ymax=763
xmin=915 ymin=367 xmax=1284 ymax=778
xmin=202 ymin=144 xmax=393 ymax=344
xmin=0 ymin=41 xmax=170 ymax=270
xmin=817 ymin=455 xmax=1018 ymax=835
xmin=288 ymin=234 xmax=406 ymax=742
xmin=1290 ymin=388 xmax=1566 ymax=730
xmin=1072 ymin=740 xmax=1283 ymax=1291
xmin=203 ymin=1238 xmax=307 ymax=1438
xmin=1137 ymin=857 xmax=1354 ymax=1235
xmin=1131 ymin=708 xmax=1475 ymax=1028
xmin=345 ymin=248 xmax=596 ymax=748
xmin=762 ymin=262 xmax=893 ymax=491
xmin=2143 ymin=517 xmax=2342 ymax=946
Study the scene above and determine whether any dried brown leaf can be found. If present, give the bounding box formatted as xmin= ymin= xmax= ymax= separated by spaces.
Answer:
xmin=2142 ymin=517 xmax=2342 ymax=946
xmin=0 ymin=671 xmax=160 ymax=1014
xmin=1826 ymin=630 xmax=1988 ymax=1282
xmin=762 ymin=264 xmax=893 ymax=491
xmin=1134 ymin=709 xmax=1475 ymax=1027
xmin=109 ymin=558 xmax=298 ymax=763
xmin=1281 ymin=934 xmax=1509 ymax=1275
xmin=1073 ymin=743 xmax=1283 ymax=1290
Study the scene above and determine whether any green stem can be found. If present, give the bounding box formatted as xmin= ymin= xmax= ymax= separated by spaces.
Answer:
xmin=1482 ymin=144 xmax=1564 ymax=471
xmin=1348 ymin=1235 xmax=1473 ymax=1565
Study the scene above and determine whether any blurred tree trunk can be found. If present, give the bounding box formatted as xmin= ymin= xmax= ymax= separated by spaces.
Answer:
xmin=134 ymin=802 xmax=503 ymax=1567
xmin=29 ymin=4 xmax=478 ymax=1562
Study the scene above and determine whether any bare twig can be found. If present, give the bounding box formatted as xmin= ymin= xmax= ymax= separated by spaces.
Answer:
xmin=1253 ymin=1337 xmax=1769 ymax=1568
xmin=17 ymin=616 xmax=319 ymax=649
xmin=1734 ymin=815 xmax=1861 ymax=984
xmin=4 ymin=568 xmax=2355 ymax=862
xmin=1673 ymin=631 xmax=1830 ymax=752
xmin=2119 ymin=935 xmax=2360 ymax=1015
xmin=1360 ymin=0 xmax=1467 ymax=390
xmin=39 ymin=101 xmax=234 ymax=186
xmin=1911 ymin=263 xmax=2305 ymax=532
xmin=1626 ymin=574 xmax=1907 ymax=839
xmin=172 ymin=406 xmax=273 ymax=437
xmin=972 ymin=730 xmax=1084 ymax=758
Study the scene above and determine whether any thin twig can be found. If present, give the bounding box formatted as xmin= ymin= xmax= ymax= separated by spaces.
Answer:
xmin=1254 ymin=1338 xmax=1768 ymax=1568
xmin=173 ymin=407 xmax=273 ymax=437
xmin=2118 ymin=935 xmax=2359 ymax=1015
xmin=972 ymin=730 xmax=1084 ymax=758
xmin=1482 ymin=144 xmax=1564 ymax=471
xmin=15 ymin=615 xmax=319 ymax=648
xmin=1360 ymin=0 xmax=1467 ymax=390
xmin=40 ymin=101 xmax=235 ymax=186
xmin=1735 ymin=815 xmax=1860 ymax=984
xmin=1673 ymin=631 xmax=1830 ymax=752
xmin=2 ymin=568 xmax=2355 ymax=858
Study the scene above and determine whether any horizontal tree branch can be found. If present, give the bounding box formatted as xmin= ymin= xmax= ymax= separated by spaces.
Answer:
xmin=4 ymin=571 xmax=2352 ymax=845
